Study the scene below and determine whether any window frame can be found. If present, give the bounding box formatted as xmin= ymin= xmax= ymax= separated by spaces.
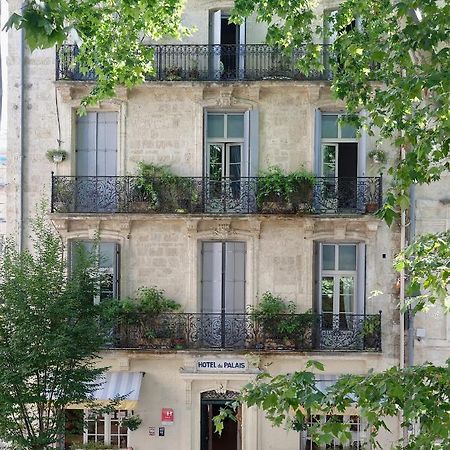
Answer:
xmin=301 ymin=414 xmax=368 ymax=450
xmin=84 ymin=409 xmax=130 ymax=449
xmin=320 ymin=243 xmax=358 ymax=315
xmin=204 ymin=111 xmax=247 ymax=179
xmin=70 ymin=240 xmax=120 ymax=304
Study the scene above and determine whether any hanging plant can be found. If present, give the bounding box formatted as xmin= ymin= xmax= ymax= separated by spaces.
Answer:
xmin=46 ymin=148 xmax=68 ymax=163
xmin=120 ymin=414 xmax=142 ymax=431
xmin=368 ymin=148 xmax=387 ymax=164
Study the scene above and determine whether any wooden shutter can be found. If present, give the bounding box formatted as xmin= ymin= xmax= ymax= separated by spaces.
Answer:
xmin=201 ymin=242 xmax=223 ymax=313
xmin=224 ymin=242 xmax=246 ymax=313
xmin=76 ymin=113 xmax=97 ymax=177
xmin=247 ymin=109 xmax=259 ymax=178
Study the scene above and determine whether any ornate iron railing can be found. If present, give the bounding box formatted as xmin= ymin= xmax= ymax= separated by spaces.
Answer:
xmin=56 ymin=44 xmax=329 ymax=81
xmin=108 ymin=312 xmax=381 ymax=352
xmin=51 ymin=175 xmax=382 ymax=215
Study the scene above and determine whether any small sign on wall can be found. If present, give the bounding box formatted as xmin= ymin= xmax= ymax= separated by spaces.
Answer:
xmin=161 ymin=408 xmax=174 ymax=426
xmin=159 ymin=427 xmax=165 ymax=437
xmin=149 ymin=427 xmax=155 ymax=436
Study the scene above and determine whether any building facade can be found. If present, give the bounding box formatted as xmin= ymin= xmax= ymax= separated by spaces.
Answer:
xmin=2 ymin=0 xmax=448 ymax=449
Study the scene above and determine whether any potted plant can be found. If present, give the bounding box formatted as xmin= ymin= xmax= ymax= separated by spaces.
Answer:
xmin=256 ymin=166 xmax=292 ymax=213
xmin=368 ymin=148 xmax=387 ymax=165
xmin=249 ymin=292 xmax=297 ymax=349
xmin=287 ymin=168 xmax=316 ymax=212
xmin=102 ymin=287 xmax=182 ymax=349
xmin=257 ymin=166 xmax=315 ymax=213
xmin=164 ymin=66 xmax=183 ymax=80
xmin=132 ymin=162 xmax=199 ymax=213
xmin=46 ymin=148 xmax=68 ymax=163
xmin=188 ymin=60 xmax=200 ymax=80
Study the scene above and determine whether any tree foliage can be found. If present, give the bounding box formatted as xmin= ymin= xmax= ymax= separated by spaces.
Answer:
xmin=394 ymin=229 xmax=450 ymax=313
xmin=0 ymin=214 xmax=108 ymax=449
xmin=5 ymin=0 xmax=189 ymax=110
xmin=215 ymin=360 xmax=450 ymax=449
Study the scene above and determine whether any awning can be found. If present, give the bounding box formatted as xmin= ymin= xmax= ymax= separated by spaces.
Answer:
xmin=67 ymin=371 xmax=144 ymax=410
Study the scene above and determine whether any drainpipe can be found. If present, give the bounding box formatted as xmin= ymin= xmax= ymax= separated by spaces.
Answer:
xmin=18 ymin=8 xmax=25 ymax=252
xmin=399 ymin=145 xmax=406 ymax=370
xmin=407 ymin=184 xmax=416 ymax=367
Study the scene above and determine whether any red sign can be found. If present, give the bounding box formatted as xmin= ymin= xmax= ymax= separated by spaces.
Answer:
xmin=161 ymin=408 xmax=174 ymax=425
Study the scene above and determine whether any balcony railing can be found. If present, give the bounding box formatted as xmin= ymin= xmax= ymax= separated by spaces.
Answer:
xmin=56 ymin=44 xmax=329 ymax=82
xmin=109 ymin=312 xmax=382 ymax=352
xmin=51 ymin=175 xmax=382 ymax=215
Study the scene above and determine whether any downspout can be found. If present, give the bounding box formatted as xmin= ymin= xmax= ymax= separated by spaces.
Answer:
xmin=18 ymin=7 xmax=25 ymax=252
xmin=399 ymin=146 xmax=406 ymax=371
xmin=407 ymin=184 xmax=416 ymax=367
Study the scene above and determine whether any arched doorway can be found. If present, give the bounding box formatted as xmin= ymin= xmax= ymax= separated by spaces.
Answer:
xmin=200 ymin=390 xmax=241 ymax=450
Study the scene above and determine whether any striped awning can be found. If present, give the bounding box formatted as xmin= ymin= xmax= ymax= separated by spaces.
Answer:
xmin=67 ymin=371 xmax=144 ymax=410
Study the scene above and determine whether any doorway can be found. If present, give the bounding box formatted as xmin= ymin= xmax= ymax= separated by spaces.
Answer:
xmin=210 ymin=11 xmax=246 ymax=79
xmin=201 ymin=242 xmax=246 ymax=348
xmin=200 ymin=391 xmax=241 ymax=450
xmin=321 ymin=142 xmax=358 ymax=211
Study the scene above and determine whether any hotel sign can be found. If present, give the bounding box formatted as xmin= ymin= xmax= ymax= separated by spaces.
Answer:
xmin=196 ymin=358 xmax=248 ymax=372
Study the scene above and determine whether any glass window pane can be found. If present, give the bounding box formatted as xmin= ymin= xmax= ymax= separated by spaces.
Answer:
xmin=209 ymin=144 xmax=223 ymax=181
xmin=97 ymin=420 xmax=105 ymax=434
xmin=207 ymin=114 xmax=224 ymax=138
xmin=322 ymin=245 xmax=335 ymax=270
xmin=321 ymin=115 xmax=338 ymax=138
xmin=341 ymin=121 xmax=357 ymax=138
xmin=321 ymin=277 xmax=334 ymax=329
xmin=338 ymin=245 xmax=356 ymax=270
xmin=229 ymin=145 xmax=241 ymax=165
xmin=99 ymin=242 xmax=115 ymax=268
xmin=322 ymin=145 xmax=336 ymax=177
xmin=339 ymin=279 xmax=354 ymax=330
xmin=227 ymin=114 xmax=244 ymax=138
xmin=111 ymin=420 xmax=118 ymax=434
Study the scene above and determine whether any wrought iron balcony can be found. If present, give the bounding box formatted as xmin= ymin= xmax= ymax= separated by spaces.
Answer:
xmin=56 ymin=44 xmax=329 ymax=82
xmin=51 ymin=175 xmax=382 ymax=215
xmin=109 ymin=312 xmax=382 ymax=352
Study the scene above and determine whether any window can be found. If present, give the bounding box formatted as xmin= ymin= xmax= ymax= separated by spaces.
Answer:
xmin=315 ymin=242 xmax=366 ymax=332
xmin=321 ymin=113 xmax=358 ymax=178
xmin=76 ymin=111 xmax=118 ymax=213
xmin=71 ymin=241 xmax=120 ymax=304
xmin=320 ymin=243 xmax=357 ymax=330
xmin=85 ymin=410 xmax=130 ymax=448
xmin=315 ymin=112 xmax=361 ymax=212
xmin=301 ymin=415 xmax=367 ymax=449
xmin=206 ymin=112 xmax=245 ymax=180
xmin=204 ymin=110 xmax=259 ymax=213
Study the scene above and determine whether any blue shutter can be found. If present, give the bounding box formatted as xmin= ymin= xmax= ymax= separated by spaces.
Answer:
xmin=248 ymin=109 xmax=259 ymax=177
xmin=314 ymin=109 xmax=322 ymax=175
xmin=76 ymin=112 xmax=97 ymax=176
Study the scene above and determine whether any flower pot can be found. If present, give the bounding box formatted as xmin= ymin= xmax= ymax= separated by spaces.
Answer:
xmin=366 ymin=202 xmax=379 ymax=213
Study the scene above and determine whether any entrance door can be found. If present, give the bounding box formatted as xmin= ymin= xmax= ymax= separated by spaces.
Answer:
xmin=201 ymin=392 xmax=241 ymax=450
xmin=76 ymin=112 xmax=118 ymax=212
xmin=210 ymin=11 xmax=246 ymax=79
xmin=321 ymin=142 xmax=358 ymax=211
xmin=207 ymin=142 xmax=243 ymax=211
xmin=201 ymin=242 xmax=246 ymax=348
